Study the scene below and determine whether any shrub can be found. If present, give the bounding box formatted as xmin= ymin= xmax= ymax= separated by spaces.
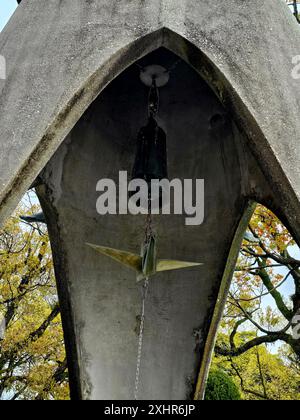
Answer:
xmin=205 ymin=369 xmax=241 ymax=400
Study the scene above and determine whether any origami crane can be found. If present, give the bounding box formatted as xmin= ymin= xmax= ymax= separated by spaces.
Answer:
xmin=87 ymin=235 xmax=202 ymax=282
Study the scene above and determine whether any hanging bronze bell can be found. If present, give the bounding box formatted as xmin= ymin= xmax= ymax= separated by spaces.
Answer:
xmin=131 ymin=115 xmax=168 ymax=184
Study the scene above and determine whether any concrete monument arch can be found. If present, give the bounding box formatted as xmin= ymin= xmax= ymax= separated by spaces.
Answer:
xmin=0 ymin=0 xmax=299 ymax=400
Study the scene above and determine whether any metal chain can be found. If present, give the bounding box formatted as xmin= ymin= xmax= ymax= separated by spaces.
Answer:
xmin=144 ymin=211 xmax=153 ymax=243
xmin=134 ymin=189 xmax=153 ymax=399
xmin=148 ymin=78 xmax=159 ymax=118
xmin=134 ymin=277 xmax=149 ymax=400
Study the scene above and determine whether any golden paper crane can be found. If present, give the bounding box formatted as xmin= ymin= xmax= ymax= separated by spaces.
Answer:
xmin=87 ymin=235 xmax=202 ymax=282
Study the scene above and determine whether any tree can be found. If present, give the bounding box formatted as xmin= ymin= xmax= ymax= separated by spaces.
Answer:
xmin=205 ymin=369 xmax=241 ymax=400
xmin=0 ymin=194 xmax=69 ymax=400
xmin=212 ymin=333 xmax=300 ymax=400
xmin=215 ymin=205 xmax=300 ymax=359
xmin=292 ymin=0 xmax=300 ymax=23
xmin=285 ymin=0 xmax=300 ymax=23
xmin=213 ymin=204 xmax=300 ymax=399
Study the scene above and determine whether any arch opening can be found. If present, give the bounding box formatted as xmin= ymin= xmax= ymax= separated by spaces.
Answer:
xmin=207 ymin=202 xmax=300 ymax=400
xmin=34 ymin=46 xmax=275 ymax=399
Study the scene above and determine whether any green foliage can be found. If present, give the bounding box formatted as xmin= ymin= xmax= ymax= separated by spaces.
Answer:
xmin=210 ymin=205 xmax=300 ymax=400
xmin=0 ymin=194 xmax=69 ymax=400
xmin=205 ymin=369 xmax=241 ymax=400
xmin=212 ymin=334 xmax=300 ymax=400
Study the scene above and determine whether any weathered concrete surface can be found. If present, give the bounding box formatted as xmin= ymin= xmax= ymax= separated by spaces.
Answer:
xmin=0 ymin=0 xmax=299 ymax=231
xmin=0 ymin=0 xmax=299 ymax=400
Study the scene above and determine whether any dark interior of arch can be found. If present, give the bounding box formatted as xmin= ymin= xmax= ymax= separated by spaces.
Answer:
xmin=35 ymin=47 xmax=276 ymax=400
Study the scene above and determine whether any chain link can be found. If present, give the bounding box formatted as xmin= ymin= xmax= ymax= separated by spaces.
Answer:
xmin=134 ymin=277 xmax=149 ymax=400
xmin=134 ymin=196 xmax=153 ymax=399
xmin=144 ymin=211 xmax=153 ymax=242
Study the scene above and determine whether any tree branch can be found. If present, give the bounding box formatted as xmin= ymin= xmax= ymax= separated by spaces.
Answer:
xmin=215 ymin=332 xmax=291 ymax=357
xmin=35 ymin=359 xmax=68 ymax=400
xmin=256 ymin=260 xmax=293 ymax=321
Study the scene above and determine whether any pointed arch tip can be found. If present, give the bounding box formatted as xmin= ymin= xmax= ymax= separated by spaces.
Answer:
xmin=1 ymin=16 xmax=298 ymax=255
